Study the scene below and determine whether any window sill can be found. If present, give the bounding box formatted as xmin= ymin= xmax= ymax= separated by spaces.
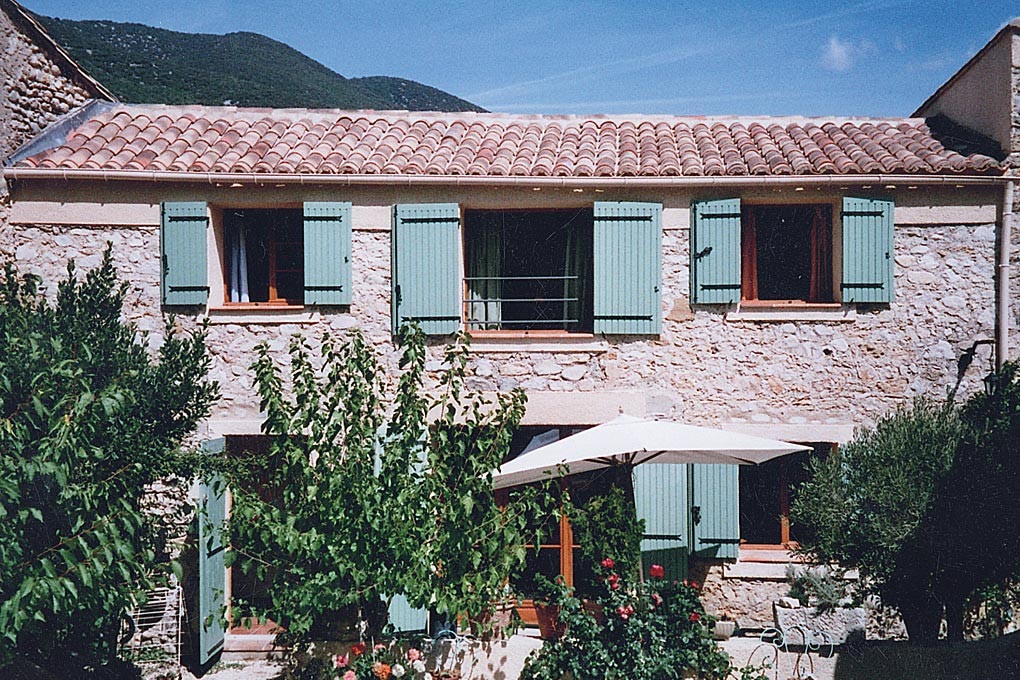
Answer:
xmin=726 ymin=303 xmax=856 ymax=322
xmin=467 ymin=331 xmax=609 ymax=354
xmin=207 ymin=306 xmax=322 ymax=325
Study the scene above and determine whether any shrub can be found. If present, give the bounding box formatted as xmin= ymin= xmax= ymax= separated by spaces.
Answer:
xmin=520 ymin=560 xmax=761 ymax=680
xmin=568 ymin=483 xmax=645 ymax=593
xmin=0 ymin=251 xmax=218 ymax=673
xmin=785 ymin=565 xmax=851 ymax=611
xmin=793 ymin=370 xmax=1020 ymax=644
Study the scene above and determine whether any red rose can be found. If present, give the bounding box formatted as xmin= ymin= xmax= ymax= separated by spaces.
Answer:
xmin=351 ymin=642 xmax=367 ymax=657
xmin=601 ymin=557 xmax=615 ymax=569
xmin=689 ymin=612 xmax=701 ymax=622
xmin=649 ymin=564 xmax=665 ymax=579
xmin=691 ymin=581 xmax=700 ymax=590
xmin=616 ymin=605 xmax=630 ymax=620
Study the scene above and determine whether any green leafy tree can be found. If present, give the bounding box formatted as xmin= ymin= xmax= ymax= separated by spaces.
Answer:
xmin=790 ymin=398 xmax=961 ymax=643
xmin=228 ymin=325 xmax=554 ymax=638
xmin=915 ymin=362 xmax=1020 ymax=640
xmin=793 ymin=368 xmax=1020 ymax=643
xmin=0 ymin=250 xmax=218 ymax=673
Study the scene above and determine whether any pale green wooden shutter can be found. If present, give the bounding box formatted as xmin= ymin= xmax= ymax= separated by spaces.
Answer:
xmin=690 ymin=198 xmax=742 ymax=304
xmin=161 ymin=202 xmax=208 ymax=306
xmin=842 ymin=197 xmax=894 ymax=304
xmin=392 ymin=204 xmax=461 ymax=335
xmin=304 ymin=201 xmax=352 ymax=305
xmin=690 ymin=464 xmax=739 ymax=560
xmin=593 ymin=201 xmax=662 ymax=335
xmin=633 ymin=464 xmax=689 ymax=581
xmin=198 ymin=438 xmax=227 ymax=665
xmin=388 ymin=594 xmax=428 ymax=633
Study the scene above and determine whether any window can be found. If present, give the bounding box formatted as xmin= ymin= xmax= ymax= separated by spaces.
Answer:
xmin=161 ymin=201 xmax=352 ymax=310
xmin=691 ymin=196 xmax=893 ymax=307
xmin=739 ymin=443 xmax=831 ymax=548
xmin=463 ymin=209 xmax=594 ymax=332
xmin=741 ymin=204 xmax=834 ymax=303
xmin=224 ymin=208 xmax=304 ymax=305
xmin=392 ymin=202 xmax=660 ymax=336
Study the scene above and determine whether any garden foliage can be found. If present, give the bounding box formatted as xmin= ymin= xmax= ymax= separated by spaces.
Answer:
xmin=0 ymin=251 xmax=218 ymax=672
xmin=568 ymin=483 xmax=645 ymax=592
xmin=520 ymin=560 xmax=762 ymax=680
xmin=229 ymin=325 xmax=554 ymax=637
xmin=792 ymin=366 xmax=1020 ymax=642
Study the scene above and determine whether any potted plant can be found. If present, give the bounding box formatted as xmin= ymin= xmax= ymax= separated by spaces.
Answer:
xmin=713 ymin=614 xmax=736 ymax=640
xmin=532 ymin=574 xmax=569 ymax=640
xmin=774 ymin=565 xmax=867 ymax=645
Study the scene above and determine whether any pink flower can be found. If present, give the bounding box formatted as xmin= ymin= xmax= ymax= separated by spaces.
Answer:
xmin=407 ymin=648 xmax=421 ymax=662
xmin=651 ymin=593 xmax=663 ymax=609
xmin=607 ymin=573 xmax=620 ymax=591
xmin=689 ymin=612 xmax=701 ymax=622
xmin=375 ymin=643 xmax=387 ymax=652
xmin=691 ymin=581 xmax=700 ymax=590
xmin=616 ymin=605 xmax=630 ymax=620
xmin=601 ymin=557 xmax=615 ymax=569
xmin=649 ymin=564 xmax=665 ymax=579
xmin=343 ymin=671 xmax=357 ymax=680
xmin=334 ymin=654 xmax=349 ymax=668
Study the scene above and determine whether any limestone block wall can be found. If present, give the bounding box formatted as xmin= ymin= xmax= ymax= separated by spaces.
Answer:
xmin=0 ymin=8 xmax=92 ymax=158
xmin=4 ymin=207 xmax=998 ymax=435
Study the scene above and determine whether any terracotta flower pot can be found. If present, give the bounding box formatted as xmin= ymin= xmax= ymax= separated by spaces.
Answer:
xmin=534 ymin=603 xmax=566 ymax=640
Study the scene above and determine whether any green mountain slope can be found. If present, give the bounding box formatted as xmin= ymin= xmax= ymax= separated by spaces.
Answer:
xmin=36 ymin=16 xmax=485 ymax=112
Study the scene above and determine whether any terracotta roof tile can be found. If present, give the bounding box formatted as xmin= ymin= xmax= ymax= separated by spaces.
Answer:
xmin=17 ymin=105 xmax=1003 ymax=178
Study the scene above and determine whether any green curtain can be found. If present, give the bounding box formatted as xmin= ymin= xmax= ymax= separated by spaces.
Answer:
xmin=466 ymin=218 xmax=502 ymax=330
xmin=564 ymin=220 xmax=593 ymax=332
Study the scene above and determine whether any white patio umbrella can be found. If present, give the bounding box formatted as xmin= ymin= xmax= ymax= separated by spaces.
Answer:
xmin=492 ymin=413 xmax=810 ymax=490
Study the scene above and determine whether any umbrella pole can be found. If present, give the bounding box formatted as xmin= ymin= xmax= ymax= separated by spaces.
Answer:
xmin=619 ymin=462 xmax=644 ymax=584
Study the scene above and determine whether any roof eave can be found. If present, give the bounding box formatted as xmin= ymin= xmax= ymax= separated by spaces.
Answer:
xmin=2 ymin=167 xmax=1008 ymax=188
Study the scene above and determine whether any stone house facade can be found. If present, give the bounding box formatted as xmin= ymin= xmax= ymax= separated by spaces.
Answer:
xmin=1 ymin=15 xmax=1018 ymax=654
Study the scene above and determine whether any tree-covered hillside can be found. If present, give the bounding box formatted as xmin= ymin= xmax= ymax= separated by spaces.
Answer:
xmin=37 ymin=15 xmax=485 ymax=112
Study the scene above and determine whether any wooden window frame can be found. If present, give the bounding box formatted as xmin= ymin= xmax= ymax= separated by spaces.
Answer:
xmin=218 ymin=206 xmax=306 ymax=309
xmin=739 ymin=443 xmax=835 ymax=551
xmin=740 ymin=201 xmax=840 ymax=306
xmin=461 ymin=207 xmax=594 ymax=335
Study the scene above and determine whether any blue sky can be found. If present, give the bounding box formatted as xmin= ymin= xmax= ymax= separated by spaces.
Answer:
xmin=23 ymin=0 xmax=1018 ymax=117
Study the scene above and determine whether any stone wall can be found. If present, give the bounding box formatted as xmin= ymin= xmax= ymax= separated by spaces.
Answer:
xmin=4 ymin=210 xmax=998 ymax=432
xmin=0 ymin=6 xmax=93 ymax=158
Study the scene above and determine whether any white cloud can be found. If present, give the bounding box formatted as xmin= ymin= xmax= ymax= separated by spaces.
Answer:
xmin=821 ymin=36 xmax=878 ymax=72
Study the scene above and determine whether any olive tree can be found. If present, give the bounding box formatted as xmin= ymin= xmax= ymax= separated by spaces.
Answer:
xmin=793 ymin=366 xmax=1020 ymax=644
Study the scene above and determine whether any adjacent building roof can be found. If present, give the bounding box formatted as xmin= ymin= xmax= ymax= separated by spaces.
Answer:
xmin=0 ymin=0 xmax=115 ymax=101
xmin=12 ymin=103 xmax=1003 ymax=180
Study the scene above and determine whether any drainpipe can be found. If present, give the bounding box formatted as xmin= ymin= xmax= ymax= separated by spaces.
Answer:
xmin=998 ymin=179 xmax=1015 ymax=370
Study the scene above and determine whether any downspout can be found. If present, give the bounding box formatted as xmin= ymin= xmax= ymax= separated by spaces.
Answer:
xmin=998 ymin=179 xmax=1015 ymax=370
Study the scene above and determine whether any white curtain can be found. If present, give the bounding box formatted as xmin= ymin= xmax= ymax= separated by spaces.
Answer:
xmin=228 ymin=222 xmax=250 ymax=303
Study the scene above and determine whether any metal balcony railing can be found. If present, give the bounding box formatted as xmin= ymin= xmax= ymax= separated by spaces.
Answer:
xmin=463 ymin=275 xmax=580 ymax=329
